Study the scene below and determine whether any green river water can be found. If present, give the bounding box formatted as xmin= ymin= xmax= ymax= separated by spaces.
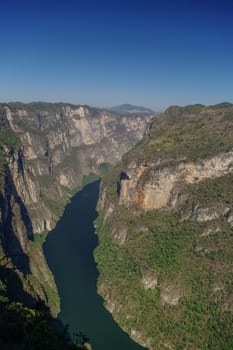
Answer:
xmin=44 ymin=181 xmax=147 ymax=350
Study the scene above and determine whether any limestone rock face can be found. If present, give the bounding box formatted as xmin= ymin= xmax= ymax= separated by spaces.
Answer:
xmin=118 ymin=151 xmax=233 ymax=212
xmin=0 ymin=102 xmax=153 ymax=314
xmin=3 ymin=103 xmax=153 ymax=233
xmin=142 ymin=271 xmax=158 ymax=290
xmin=0 ymin=147 xmax=58 ymax=314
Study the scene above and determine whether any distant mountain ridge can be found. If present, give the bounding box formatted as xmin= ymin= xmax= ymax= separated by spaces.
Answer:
xmin=109 ymin=103 xmax=156 ymax=115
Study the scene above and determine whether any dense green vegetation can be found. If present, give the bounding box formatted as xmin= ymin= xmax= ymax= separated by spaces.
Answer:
xmin=95 ymin=206 xmax=233 ymax=349
xmin=0 ymin=107 xmax=16 ymax=142
xmin=33 ymin=233 xmax=47 ymax=245
xmin=99 ymin=162 xmax=112 ymax=173
xmin=82 ymin=172 xmax=100 ymax=187
xmin=188 ymin=173 xmax=233 ymax=207
xmin=123 ymin=104 xmax=233 ymax=164
xmin=0 ymin=128 xmax=20 ymax=150
xmin=95 ymin=105 xmax=233 ymax=349
xmin=44 ymin=197 xmax=70 ymax=221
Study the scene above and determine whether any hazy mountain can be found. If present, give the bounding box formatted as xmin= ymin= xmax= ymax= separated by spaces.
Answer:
xmin=109 ymin=104 xmax=156 ymax=115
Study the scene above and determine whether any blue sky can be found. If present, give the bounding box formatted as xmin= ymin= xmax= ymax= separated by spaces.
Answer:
xmin=0 ymin=0 xmax=233 ymax=110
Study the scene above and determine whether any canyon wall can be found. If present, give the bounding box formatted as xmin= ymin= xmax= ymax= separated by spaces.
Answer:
xmin=0 ymin=102 xmax=153 ymax=314
xmin=95 ymin=104 xmax=233 ymax=350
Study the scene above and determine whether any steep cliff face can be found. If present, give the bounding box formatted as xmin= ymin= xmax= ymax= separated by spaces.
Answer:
xmin=118 ymin=151 xmax=233 ymax=212
xmin=4 ymin=102 xmax=152 ymax=234
xmin=95 ymin=104 xmax=233 ymax=350
xmin=0 ymin=102 xmax=153 ymax=314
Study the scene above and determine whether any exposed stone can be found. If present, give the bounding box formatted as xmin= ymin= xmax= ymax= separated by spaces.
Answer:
xmin=113 ymin=227 xmax=128 ymax=246
xmin=227 ymin=213 xmax=233 ymax=227
xmin=193 ymin=207 xmax=219 ymax=223
xmin=200 ymin=227 xmax=221 ymax=237
xmin=181 ymin=152 xmax=233 ymax=184
xmin=142 ymin=271 xmax=158 ymax=290
xmin=130 ymin=329 xmax=149 ymax=348
xmin=160 ymin=282 xmax=183 ymax=305
xmin=142 ymin=172 xmax=176 ymax=210
xmin=118 ymin=150 xmax=233 ymax=212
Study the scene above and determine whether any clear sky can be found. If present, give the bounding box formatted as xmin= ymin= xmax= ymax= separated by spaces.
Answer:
xmin=0 ymin=0 xmax=233 ymax=110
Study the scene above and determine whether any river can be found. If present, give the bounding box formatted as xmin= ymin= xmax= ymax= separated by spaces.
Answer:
xmin=43 ymin=181 xmax=147 ymax=350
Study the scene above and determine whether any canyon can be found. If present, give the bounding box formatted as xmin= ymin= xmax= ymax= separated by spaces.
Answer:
xmin=0 ymin=102 xmax=233 ymax=350
xmin=0 ymin=102 xmax=153 ymax=315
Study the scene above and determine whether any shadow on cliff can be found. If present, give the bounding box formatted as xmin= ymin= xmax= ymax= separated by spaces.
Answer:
xmin=6 ymin=162 xmax=33 ymax=240
xmin=0 ymin=162 xmax=34 ymax=275
xmin=0 ymin=263 xmax=71 ymax=350
xmin=0 ymin=263 xmax=35 ymax=305
xmin=117 ymin=171 xmax=129 ymax=196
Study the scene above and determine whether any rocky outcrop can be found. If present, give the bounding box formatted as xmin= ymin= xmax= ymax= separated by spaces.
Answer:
xmin=118 ymin=151 xmax=233 ymax=212
xmin=160 ymin=281 xmax=183 ymax=306
xmin=141 ymin=271 xmax=158 ymax=290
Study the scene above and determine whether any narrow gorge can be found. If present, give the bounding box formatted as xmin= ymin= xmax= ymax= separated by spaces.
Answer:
xmin=44 ymin=180 xmax=147 ymax=350
xmin=0 ymin=102 xmax=153 ymax=316
xmin=0 ymin=102 xmax=233 ymax=350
